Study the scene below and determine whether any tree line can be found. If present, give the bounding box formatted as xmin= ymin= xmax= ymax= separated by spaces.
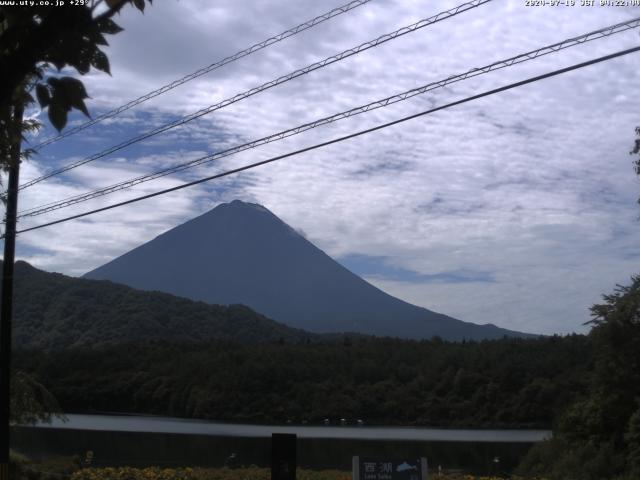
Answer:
xmin=14 ymin=334 xmax=591 ymax=428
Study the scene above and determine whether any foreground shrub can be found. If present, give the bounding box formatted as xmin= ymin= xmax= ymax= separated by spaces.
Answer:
xmin=70 ymin=466 xmax=537 ymax=480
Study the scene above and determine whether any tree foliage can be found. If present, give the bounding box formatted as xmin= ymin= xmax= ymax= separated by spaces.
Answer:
xmin=7 ymin=260 xmax=315 ymax=349
xmin=1 ymin=0 xmax=151 ymax=431
xmin=4 ymin=260 xmax=593 ymax=428
xmin=0 ymin=0 xmax=152 ymax=151
xmin=10 ymin=369 xmax=65 ymax=425
xmin=518 ymin=277 xmax=640 ymax=480
xmin=630 ymin=127 xmax=640 ymax=207
xmin=14 ymin=334 xmax=591 ymax=428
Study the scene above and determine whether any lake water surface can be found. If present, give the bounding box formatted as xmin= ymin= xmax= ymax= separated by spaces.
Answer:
xmin=12 ymin=414 xmax=551 ymax=474
xmin=32 ymin=414 xmax=550 ymax=442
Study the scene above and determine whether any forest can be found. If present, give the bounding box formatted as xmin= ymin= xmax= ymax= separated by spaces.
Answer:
xmin=6 ymin=260 xmax=316 ymax=349
xmin=10 ymin=274 xmax=640 ymax=479
xmin=7 ymin=259 xmax=640 ymax=478
xmin=14 ymin=334 xmax=590 ymax=428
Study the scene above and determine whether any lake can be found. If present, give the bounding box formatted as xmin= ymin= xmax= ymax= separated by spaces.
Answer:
xmin=11 ymin=414 xmax=551 ymax=474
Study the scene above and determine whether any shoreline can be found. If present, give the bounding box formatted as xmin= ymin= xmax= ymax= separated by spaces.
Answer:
xmin=20 ymin=413 xmax=551 ymax=442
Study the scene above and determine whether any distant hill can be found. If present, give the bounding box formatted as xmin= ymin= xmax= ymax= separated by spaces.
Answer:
xmin=85 ymin=200 xmax=534 ymax=341
xmin=4 ymin=261 xmax=314 ymax=350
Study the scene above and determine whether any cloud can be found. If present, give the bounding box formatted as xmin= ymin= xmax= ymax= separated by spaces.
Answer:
xmin=338 ymin=253 xmax=495 ymax=283
xmin=3 ymin=0 xmax=640 ymax=334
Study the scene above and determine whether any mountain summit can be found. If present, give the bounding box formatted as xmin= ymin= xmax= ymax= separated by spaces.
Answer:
xmin=85 ymin=200 xmax=530 ymax=340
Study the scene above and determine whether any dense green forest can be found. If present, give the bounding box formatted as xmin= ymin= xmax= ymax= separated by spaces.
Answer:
xmin=10 ymin=260 xmax=640 ymax=478
xmin=5 ymin=261 xmax=316 ymax=349
xmin=14 ymin=334 xmax=590 ymax=428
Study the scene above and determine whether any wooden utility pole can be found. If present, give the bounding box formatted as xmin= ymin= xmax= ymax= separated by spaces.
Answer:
xmin=0 ymin=102 xmax=24 ymax=480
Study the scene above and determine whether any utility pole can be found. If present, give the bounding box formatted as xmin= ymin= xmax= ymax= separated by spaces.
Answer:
xmin=0 ymin=101 xmax=24 ymax=480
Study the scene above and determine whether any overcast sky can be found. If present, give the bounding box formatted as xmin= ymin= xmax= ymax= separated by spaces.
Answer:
xmin=6 ymin=0 xmax=640 ymax=335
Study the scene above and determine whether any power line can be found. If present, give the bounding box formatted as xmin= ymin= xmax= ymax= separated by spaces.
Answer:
xmin=12 ymin=45 xmax=640 ymax=237
xmin=17 ymin=0 xmax=491 ymax=191
xmin=30 ymin=0 xmax=374 ymax=151
xmin=17 ymin=16 xmax=640 ymax=219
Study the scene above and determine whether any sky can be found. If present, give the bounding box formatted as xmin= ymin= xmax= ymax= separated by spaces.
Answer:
xmin=5 ymin=0 xmax=640 ymax=336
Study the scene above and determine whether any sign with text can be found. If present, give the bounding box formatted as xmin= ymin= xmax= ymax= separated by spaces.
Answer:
xmin=352 ymin=457 xmax=427 ymax=480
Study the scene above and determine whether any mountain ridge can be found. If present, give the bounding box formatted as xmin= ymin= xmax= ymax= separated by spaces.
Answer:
xmin=4 ymin=259 xmax=317 ymax=350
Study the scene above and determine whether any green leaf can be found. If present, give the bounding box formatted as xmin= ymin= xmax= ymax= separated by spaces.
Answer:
xmin=48 ymin=101 xmax=67 ymax=132
xmin=133 ymin=0 xmax=145 ymax=12
xmin=91 ymin=50 xmax=110 ymax=75
xmin=90 ymin=31 xmax=109 ymax=47
xmin=97 ymin=18 xmax=124 ymax=35
xmin=47 ymin=76 xmax=90 ymax=122
xmin=35 ymin=84 xmax=50 ymax=108
xmin=58 ymin=77 xmax=88 ymax=99
xmin=72 ymin=47 xmax=92 ymax=75
xmin=70 ymin=97 xmax=90 ymax=118
xmin=58 ymin=77 xmax=90 ymax=118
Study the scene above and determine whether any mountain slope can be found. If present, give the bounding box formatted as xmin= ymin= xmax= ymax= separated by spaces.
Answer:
xmin=84 ymin=200 xmax=531 ymax=340
xmin=5 ymin=260 xmax=314 ymax=350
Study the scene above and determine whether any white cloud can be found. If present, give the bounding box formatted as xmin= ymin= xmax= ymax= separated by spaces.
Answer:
xmin=3 ymin=0 xmax=640 ymax=334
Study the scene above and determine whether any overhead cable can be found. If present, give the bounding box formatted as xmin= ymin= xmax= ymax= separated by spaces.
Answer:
xmin=18 ymin=16 xmax=640 ymax=218
xmin=30 ymin=0 xmax=374 ymax=150
xmin=17 ymin=0 xmax=491 ymax=191
xmin=12 ymin=45 xmax=640 ymax=237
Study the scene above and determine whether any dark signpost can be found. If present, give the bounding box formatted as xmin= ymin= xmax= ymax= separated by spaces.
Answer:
xmin=271 ymin=433 xmax=297 ymax=480
xmin=353 ymin=457 xmax=428 ymax=480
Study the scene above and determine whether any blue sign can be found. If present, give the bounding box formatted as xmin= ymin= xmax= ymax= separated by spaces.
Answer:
xmin=353 ymin=457 xmax=428 ymax=480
